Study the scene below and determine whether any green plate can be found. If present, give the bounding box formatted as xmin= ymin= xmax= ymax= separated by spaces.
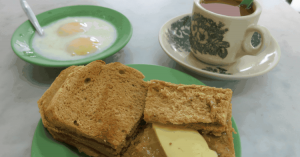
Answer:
xmin=31 ymin=64 xmax=241 ymax=157
xmin=11 ymin=5 xmax=132 ymax=67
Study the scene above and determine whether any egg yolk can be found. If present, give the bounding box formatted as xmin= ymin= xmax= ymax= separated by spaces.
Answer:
xmin=57 ymin=22 xmax=84 ymax=36
xmin=67 ymin=37 xmax=99 ymax=56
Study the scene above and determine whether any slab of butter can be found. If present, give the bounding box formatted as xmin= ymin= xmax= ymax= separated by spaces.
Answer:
xmin=152 ymin=123 xmax=217 ymax=157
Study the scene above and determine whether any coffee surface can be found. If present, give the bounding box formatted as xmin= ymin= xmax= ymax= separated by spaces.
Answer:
xmin=200 ymin=0 xmax=255 ymax=16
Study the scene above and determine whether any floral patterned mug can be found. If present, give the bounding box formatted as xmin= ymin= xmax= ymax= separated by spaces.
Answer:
xmin=190 ymin=0 xmax=272 ymax=65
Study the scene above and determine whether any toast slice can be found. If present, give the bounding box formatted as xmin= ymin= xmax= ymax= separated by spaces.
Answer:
xmin=201 ymin=103 xmax=236 ymax=157
xmin=123 ymin=117 xmax=236 ymax=157
xmin=49 ymin=130 xmax=107 ymax=157
xmin=123 ymin=105 xmax=236 ymax=157
xmin=50 ymin=110 xmax=236 ymax=157
xmin=49 ymin=119 xmax=149 ymax=157
xmin=122 ymin=123 xmax=167 ymax=157
xmin=38 ymin=60 xmax=149 ymax=157
xmin=144 ymin=80 xmax=233 ymax=136
xmin=45 ymin=117 xmax=144 ymax=157
xmin=38 ymin=65 xmax=82 ymax=130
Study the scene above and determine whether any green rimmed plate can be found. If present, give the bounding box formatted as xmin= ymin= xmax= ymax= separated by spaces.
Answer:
xmin=31 ymin=64 xmax=241 ymax=157
xmin=11 ymin=5 xmax=132 ymax=67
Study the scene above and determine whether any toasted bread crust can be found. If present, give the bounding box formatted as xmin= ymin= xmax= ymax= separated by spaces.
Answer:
xmin=49 ymin=130 xmax=108 ymax=157
xmin=38 ymin=60 xmax=148 ymax=156
xmin=123 ymin=104 xmax=236 ymax=157
xmin=37 ymin=65 xmax=79 ymax=128
xmin=45 ymin=116 xmax=145 ymax=157
xmin=144 ymin=80 xmax=232 ymax=134
xmin=201 ymin=103 xmax=236 ymax=157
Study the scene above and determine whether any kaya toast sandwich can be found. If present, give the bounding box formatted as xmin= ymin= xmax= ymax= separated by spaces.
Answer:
xmin=200 ymin=103 xmax=236 ymax=157
xmin=144 ymin=80 xmax=233 ymax=136
xmin=37 ymin=60 xmax=148 ymax=157
xmin=124 ymin=80 xmax=236 ymax=157
xmin=123 ymin=105 xmax=236 ymax=157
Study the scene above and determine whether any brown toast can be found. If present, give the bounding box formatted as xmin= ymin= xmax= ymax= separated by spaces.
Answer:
xmin=144 ymin=80 xmax=233 ymax=136
xmin=49 ymin=130 xmax=107 ymax=157
xmin=50 ymin=114 xmax=236 ymax=157
xmin=49 ymin=120 xmax=149 ymax=157
xmin=201 ymin=103 xmax=236 ymax=157
xmin=38 ymin=61 xmax=235 ymax=157
xmin=123 ymin=116 xmax=236 ymax=157
xmin=38 ymin=60 xmax=148 ymax=156
xmin=122 ymin=123 xmax=167 ymax=157
xmin=46 ymin=117 xmax=144 ymax=157
xmin=48 ymin=119 xmax=148 ymax=157
xmin=37 ymin=65 xmax=82 ymax=130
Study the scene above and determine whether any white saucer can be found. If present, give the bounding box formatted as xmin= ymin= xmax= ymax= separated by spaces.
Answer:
xmin=159 ymin=13 xmax=281 ymax=80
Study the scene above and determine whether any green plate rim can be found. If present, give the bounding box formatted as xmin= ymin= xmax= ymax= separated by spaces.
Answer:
xmin=31 ymin=64 xmax=241 ymax=157
xmin=11 ymin=5 xmax=133 ymax=67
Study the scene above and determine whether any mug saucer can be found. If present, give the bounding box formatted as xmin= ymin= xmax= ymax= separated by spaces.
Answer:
xmin=159 ymin=13 xmax=281 ymax=80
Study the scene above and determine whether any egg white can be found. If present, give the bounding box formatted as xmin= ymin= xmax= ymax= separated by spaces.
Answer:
xmin=32 ymin=17 xmax=117 ymax=61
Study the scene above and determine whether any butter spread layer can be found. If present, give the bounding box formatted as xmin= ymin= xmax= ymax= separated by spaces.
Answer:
xmin=124 ymin=123 xmax=217 ymax=157
xmin=152 ymin=123 xmax=217 ymax=157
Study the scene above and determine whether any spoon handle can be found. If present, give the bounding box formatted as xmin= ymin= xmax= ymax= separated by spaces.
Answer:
xmin=20 ymin=0 xmax=44 ymax=35
xmin=240 ymin=0 xmax=254 ymax=9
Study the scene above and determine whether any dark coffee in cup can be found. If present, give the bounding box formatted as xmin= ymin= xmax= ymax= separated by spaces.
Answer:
xmin=200 ymin=0 xmax=255 ymax=16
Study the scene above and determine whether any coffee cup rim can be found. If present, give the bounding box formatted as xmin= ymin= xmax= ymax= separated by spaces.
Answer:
xmin=194 ymin=0 xmax=262 ymax=19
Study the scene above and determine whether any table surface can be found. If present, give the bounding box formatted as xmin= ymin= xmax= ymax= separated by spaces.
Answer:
xmin=1 ymin=0 xmax=300 ymax=156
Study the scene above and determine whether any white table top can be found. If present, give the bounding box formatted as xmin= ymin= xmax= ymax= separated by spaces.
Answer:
xmin=1 ymin=0 xmax=300 ymax=156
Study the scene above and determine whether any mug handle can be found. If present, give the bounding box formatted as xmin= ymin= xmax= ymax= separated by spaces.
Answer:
xmin=242 ymin=24 xmax=271 ymax=55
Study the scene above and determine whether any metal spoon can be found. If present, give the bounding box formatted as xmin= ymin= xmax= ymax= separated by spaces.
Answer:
xmin=20 ymin=0 xmax=44 ymax=36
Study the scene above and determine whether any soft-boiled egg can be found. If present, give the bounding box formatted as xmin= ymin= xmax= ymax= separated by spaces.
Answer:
xmin=57 ymin=22 xmax=85 ymax=36
xmin=67 ymin=37 xmax=99 ymax=56
xmin=32 ymin=17 xmax=117 ymax=61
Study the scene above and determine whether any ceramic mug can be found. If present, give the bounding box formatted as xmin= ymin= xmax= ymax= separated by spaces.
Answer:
xmin=190 ymin=0 xmax=271 ymax=65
